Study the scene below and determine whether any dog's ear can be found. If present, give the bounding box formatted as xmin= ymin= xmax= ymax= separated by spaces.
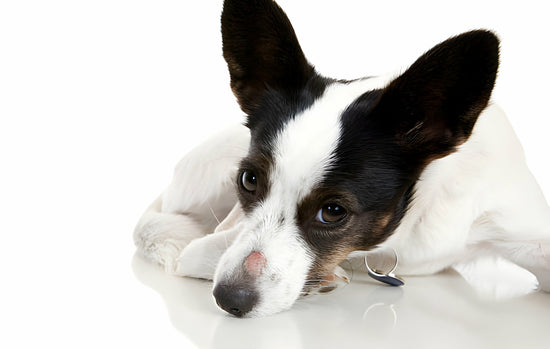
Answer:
xmin=374 ymin=30 xmax=499 ymax=159
xmin=221 ymin=0 xmax=314 ymax=114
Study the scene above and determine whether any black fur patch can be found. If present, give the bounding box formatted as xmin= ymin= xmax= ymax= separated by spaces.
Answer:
xmin=221 ymin=0 xmax=316 ymax=115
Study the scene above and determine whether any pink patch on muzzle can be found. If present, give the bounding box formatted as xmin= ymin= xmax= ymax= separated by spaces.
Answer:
xmin=245 ymin=252 xmax=267 ymax=276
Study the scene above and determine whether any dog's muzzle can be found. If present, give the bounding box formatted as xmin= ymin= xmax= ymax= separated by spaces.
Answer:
xmin=213 ymin=251 xmax=267 ymax=317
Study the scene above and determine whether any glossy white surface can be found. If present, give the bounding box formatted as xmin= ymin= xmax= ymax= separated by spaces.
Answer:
xmin=1 ymin=0 xmax=549 ymax=348
xmin=132 ymin=254 xmax=550 ymax=349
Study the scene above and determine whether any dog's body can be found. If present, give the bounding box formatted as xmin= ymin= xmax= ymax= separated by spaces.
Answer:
xmin=135 ymin=0 xmax=550 ymax=317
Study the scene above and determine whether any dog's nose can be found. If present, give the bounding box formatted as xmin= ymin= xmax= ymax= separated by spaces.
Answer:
xmin=213 ymin=283 xmax=258 ymax=317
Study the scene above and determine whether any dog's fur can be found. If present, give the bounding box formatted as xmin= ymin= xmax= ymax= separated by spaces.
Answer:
xmin=134 ymin=0 xmax=550 ymax=317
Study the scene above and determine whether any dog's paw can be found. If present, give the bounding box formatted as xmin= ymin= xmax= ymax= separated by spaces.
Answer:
xmin=175 ymin=238 xmax=219 ymax=280
xmin=531 ymin=267 xmax=550 ymax=293
xmin=176 ymin=206 xmax=243 ymax=280
xmin=175 ymin=232 xmax=232 ymax=280
xmin=531 ymin=245 xmax=550 ymax=292
xmin=137 ymin=238 xmax=184 ymax=275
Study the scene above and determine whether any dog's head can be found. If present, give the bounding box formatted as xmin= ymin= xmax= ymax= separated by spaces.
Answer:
xmin=213 ymin=0 xmax=499 ymax=317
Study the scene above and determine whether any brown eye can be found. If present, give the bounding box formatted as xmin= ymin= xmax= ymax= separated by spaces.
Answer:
xmin=316 ymin=203 xmax=347 ymax=224
xmin=240 ymin=171 xmax=257 ymax=192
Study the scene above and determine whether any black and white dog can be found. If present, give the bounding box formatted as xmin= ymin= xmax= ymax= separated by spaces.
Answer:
xmin=135 ymin=0 xmax=550 ymax=317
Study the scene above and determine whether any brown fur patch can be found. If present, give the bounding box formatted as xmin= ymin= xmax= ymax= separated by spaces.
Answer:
xmin=297 ymin=185 xmax=413 ymax=294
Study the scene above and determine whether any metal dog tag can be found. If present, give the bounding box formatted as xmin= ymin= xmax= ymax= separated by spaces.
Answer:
xmin=365 ymin=247 xmax=404 ymax=287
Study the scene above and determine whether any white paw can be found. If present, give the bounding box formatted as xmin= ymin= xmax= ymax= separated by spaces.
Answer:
xmin=175 ymin=232 xmax=233 ymax=280
xmin=531 ymin=267 xmax=550 ymax=292
xmin=137 ymin=238 xmax=184 ymax=275
xmin=175 ymin=203 xmax=243 ymax=280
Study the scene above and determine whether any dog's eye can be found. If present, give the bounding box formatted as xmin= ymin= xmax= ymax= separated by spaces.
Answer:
xmin=240 ymin=171 xmax=258 ymax=192
xmin=316 ymin=203 xmax=347 ymax=224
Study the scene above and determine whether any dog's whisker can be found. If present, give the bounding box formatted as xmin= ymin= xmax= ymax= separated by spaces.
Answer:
xmin=207 ymin=202 xmax=221 ymax=225
xmin=206 ymin=202 xmax=231 ymax=249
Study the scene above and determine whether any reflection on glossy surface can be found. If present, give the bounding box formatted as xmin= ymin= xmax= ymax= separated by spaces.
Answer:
xmin=133 ymin=253 xmax=550 ymax=349
xmin=362 ymin=286 xmax=403 ymax=333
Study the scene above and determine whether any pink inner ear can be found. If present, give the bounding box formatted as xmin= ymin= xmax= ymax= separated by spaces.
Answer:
xmin=245 ymin=252 xmax=267 ymax=276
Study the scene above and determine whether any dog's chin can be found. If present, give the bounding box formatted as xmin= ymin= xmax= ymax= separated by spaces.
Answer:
xmin=251 ymin=267 xmax=351 ymax=318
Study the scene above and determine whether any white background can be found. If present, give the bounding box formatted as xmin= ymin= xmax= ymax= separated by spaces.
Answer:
xmin=1 ymin=0 xmax=549 ymax=348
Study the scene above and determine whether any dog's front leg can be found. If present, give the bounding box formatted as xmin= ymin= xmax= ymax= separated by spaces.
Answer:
xmin=492 ymin=240 xmax=550 ymax=292
xmin=175 ymin=203 xmax=244 ymax=280
xmin=521 ymin=242 xmax=550 ymax=292
xmin=134 ymin=124 xmax=250 ymax=275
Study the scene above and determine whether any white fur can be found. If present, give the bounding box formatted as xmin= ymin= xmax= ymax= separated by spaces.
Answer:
xmin=134 ymin=79 xmax=550 ymax=317
xmin=379 ymin=103 xmax=550 ymax=285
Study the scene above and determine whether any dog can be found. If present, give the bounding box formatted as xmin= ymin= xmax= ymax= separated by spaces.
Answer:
xmin=134 ymin=0 xmax=550 ymax=317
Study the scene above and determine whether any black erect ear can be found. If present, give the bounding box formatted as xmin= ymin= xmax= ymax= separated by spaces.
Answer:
xmin=375 ymin=30 xmax=499 ymax=158
xmin=221 ymin=0 xmax=315 ymax=114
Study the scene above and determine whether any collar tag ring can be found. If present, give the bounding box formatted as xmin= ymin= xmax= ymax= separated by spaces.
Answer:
xmin=365 ymin=246 xmax=404 ymax=287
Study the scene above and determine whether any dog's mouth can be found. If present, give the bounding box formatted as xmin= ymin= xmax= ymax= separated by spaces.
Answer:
xmin=300 ymin=267 xmax=351 ymax=297
xmin=301 ymin=278 xmax=337 ymax=297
